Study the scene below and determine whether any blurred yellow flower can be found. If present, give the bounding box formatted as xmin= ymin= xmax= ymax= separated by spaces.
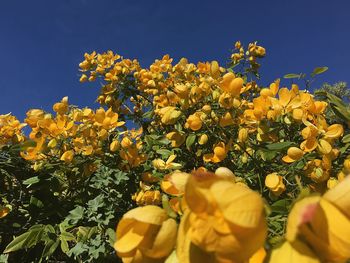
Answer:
xmin=114 ymin=206 xmax=177 ymax=263
xmin=177 ymin=170 xmax=267 ymax=263
xmin=286 ymin=177 xmax=350 ymax=262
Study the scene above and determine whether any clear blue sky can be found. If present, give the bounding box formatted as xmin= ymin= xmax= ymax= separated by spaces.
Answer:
xmin=1 ymin=0 xmax=349 ymax=120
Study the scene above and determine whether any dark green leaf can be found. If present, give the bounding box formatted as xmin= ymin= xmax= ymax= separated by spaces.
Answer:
xmin=30 ymin=196 xmax=44 ymax=208
xmin=4 ymin=225 xmax=44 ymax=253
xmin=156 ymin=149 xmax=172 ymax=157
xmin=270 ymin=199 xmax=290 ymax=214
xmin=265 ymin=141 xmax=294 ymax=151
xmin=42 ymin=239 xmax=60 ymax=258
xmin=186 ymin=134 xmax=196 ymax=150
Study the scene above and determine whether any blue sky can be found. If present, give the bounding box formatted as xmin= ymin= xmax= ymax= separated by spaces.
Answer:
xmin=1 ymin=0 xmax=349 ymax=120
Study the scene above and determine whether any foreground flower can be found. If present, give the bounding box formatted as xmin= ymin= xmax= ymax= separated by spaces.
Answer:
xmin=283 ymin=176 xmax=350 ymax=262
xmin=177 ymin=170 xmax=267 ymax=263
xmin=114 ymin=206 xmax=177 ymax=263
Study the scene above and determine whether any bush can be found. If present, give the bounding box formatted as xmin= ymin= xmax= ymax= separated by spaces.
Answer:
xmin=1 ymin=41 xmax=350 ymax=262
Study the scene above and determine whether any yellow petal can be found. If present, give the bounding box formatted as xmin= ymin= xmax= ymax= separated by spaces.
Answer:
xmin=114 ymin=221 xmax=149 ymax=254
xmin=324 ymin=124 xmax=344 ymax=139
xmin=286 ymin=196 xmax=321 ymax=242
xmin=302 ymin=199 xmax=350 ymax=261
xmin=143 ymin=218 xmax=178 ymax=258
xmin=249 ymin=247 xmax=266 ymax=263
xmin=269 ymin=240 xmax=320 ymax=263
xmin=211 ymin=183 xmax=264 ymax=228
xmin=324 ymin=176 xmax=350 ymax=218
xmin=317 ymin=139 xmax=332 ymax=155
xmin=123 ymin=206 xmax=167 ymax=225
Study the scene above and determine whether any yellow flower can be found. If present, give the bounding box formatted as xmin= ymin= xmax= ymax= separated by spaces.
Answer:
xmin=282 ymin=147 xmax=304 ymax=163
xmin=133 ymin=190 xmax=162 ymax=206
xmin=219 ymin=112 xmax=234 ymax=127
xmin=215 ymin=167 xmax=235 ymax=180
xmin=161 ymin=171 xmax=190 ymax=196
xmin=60 ymin=150 xmax=74 ymax=163
xmin=110 ymin=140 xmax=120 ymax=152
xmin=53 ymin=96 xmax=69 ymax=115
xmin=238 ymin=127 xmax=248 ymax=143
xmin=166 ymin=131 xmax=186 ymax=147
xmin=0 ymin=206 xmax=10 ymax=218
xmin=285 ymin=177 xmax=350 ymax=262
xmin=327 ymin=177 xmax=339 ymax=189
xmin=141 ymin=172 xmax=159 ymax=183
xmin=219 ymin=72 xmax=244 ymax=96
xmin=25 ymin=109 xmax=45 ymax=127
xmin=177 ymin=170 xmax=267 ymax=263
xmin=198 ymin=134 xmax=208 ymax=145
xmin=94 ymin=108 xmax=125 ymax=130
xmin=303 ymin=159 xmax=330 ymax=183
xmin=269 ymin=240 xmax=320 ymax=263
xmin=158 ymin=106 xmax=182 ymax=125
xmin=203 ymin=142 xmax=228 ymax=163
xmin=249 ymin=247 xmax=266 ymax=263
xmin=153 ymin=155 xmax=181 ymax=170
xmin=114 ymin=206 xmax=177 ymax=263
xmin=265 ymin=172 xmax=286 ymax=196
xmin=185 ymin=113 xmax=202 ymax=131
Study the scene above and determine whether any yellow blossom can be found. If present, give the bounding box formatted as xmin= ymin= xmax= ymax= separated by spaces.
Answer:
xmin=203 ymin=142 xmax=228 ymax=163
xmin=114 ymin=206 xmax=177 ymax=263
xmin=282 ymin=147 xmax=304 ymax=163
xmin=185 ymin=113 xmax=202 ymax=131
xmin=161 ymin=171 xmax=190 ymax=196
xmin=286 ymin=177 xmax=350 ymax=262
xmin=215 ymin=167 xmax=235 ymax=180
xmin=53 ymin=97 xmax=69 ymax=115
xmin=166 ymin=131 xmax=186 ymax=147
xmin=265 ymin=173 xmax=286 ymax=196
xmin=153 ymin=155 xmax=181 ymax=170
xmin=198 ymin=134 xmax=208 ymax=145
xmin=177 ymin=170 xmax=267 ymax=263
xmin=60 ymin=150 xmax=74 ymax=163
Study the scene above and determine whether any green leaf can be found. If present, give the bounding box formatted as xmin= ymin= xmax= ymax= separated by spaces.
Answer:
xmin=156 ymin=149 xmax=172 ymax=158
xmin=4 ymin=225 xmax=44 ymax=253
xmin=106 ymin=228 xmax=116 ymax=246
xmin=186 ymin=134 xmax=196 ymax=150
xmin=60 ymin=232 xmax=75 ymax=242
xmin=270 ymin=199 xmax=290 ymax=214
xmin=283 ymin=73 xmax=301 ymax=79
xmin=66 ymin=206 xmax=84 ymax=224
xmin=311 ymin=66 xmax=328 ymax=76
xmin=42 ymin=239 xmax=60 ymax=258
xmin=30 ymin=196 xmax=44 ymax=208
xmin=265 ymin=141 xmax=294 ymax=151
xmin=60 ymin=238 xmax=69 ymax=254
xmin=342 ymin=134 xmax=350 ymax=144
xmin=23 ymin=176 xmax=40 ymax=186
xmin=142 ymin=110 xmax=153 ymax=119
